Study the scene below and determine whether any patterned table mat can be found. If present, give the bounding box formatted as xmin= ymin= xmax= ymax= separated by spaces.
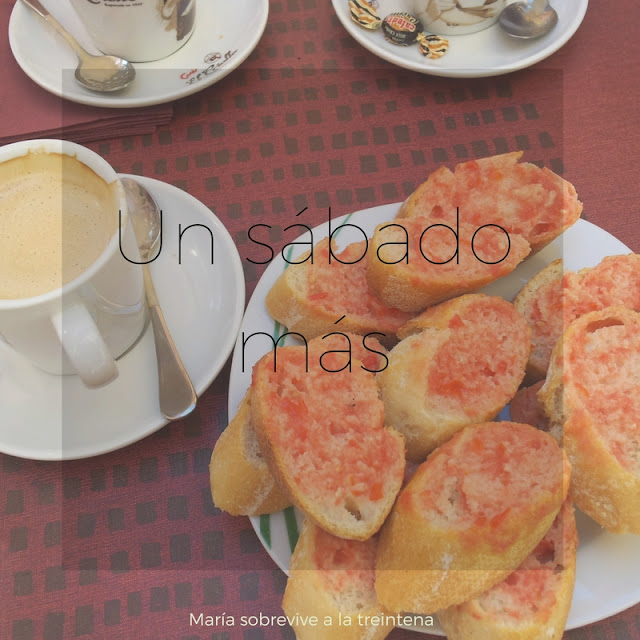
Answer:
xmin=2 ymin=1 xmax=639 ymax=639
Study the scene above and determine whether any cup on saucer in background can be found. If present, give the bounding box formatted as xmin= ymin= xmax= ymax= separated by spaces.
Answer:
xmin=410 ymin=0 xmax=506 ymax=35
xmin=68 ymin=0 xmax=197 ymax=63
xmin=0 ymin=139 xmax=147 ymax=388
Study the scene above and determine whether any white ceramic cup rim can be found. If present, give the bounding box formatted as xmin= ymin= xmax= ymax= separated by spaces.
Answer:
xmin=412 ymin=0 xmax=505 ymax=35
xmin=0 ymin=139 xmax=129 ymax=311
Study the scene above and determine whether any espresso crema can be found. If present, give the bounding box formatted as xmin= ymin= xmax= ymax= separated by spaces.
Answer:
xmin=0 ymin=152 xmax=119 ymax=300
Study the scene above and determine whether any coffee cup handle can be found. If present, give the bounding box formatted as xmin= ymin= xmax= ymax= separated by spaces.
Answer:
xmin=51 ymin=304 xmax=118 ymax=388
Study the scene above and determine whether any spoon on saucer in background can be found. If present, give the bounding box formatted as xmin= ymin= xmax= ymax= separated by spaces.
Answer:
xmin=121 ymin=177 xmax=198 ymax=422
xmin=20 ymin=0 xmax=136 ymax=92
xmin=499 ymin=0 xmax=558 ymax=39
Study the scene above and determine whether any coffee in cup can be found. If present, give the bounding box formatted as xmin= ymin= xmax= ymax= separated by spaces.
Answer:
xmin=69 ymin=0 xmax=197 ymax=63
xmin=0 ymin=139 xmax=146 ymax=389
xmin=0 ymin=152 xmax=118 ymax=300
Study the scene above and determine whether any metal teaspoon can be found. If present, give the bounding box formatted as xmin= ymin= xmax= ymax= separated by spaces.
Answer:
xmin=499 ymin=0 xmax=559 ymax=39
xmin=121 ymin=177 xmax=198 ymax=421
xmin=21 ymin=0 xmax=136 ymax=92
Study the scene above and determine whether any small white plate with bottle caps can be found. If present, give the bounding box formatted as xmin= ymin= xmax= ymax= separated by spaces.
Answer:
xmin=333 ymin=0 xmax=588 ymax=78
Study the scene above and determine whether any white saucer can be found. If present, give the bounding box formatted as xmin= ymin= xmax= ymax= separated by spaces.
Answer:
xmin=0 ymin=177 xmax=245 ymax=461
xmin=8 ymin=0 xmax=268 ymax=108
xmin=332 ymin=0 xmax=588 ymax=77
xmin=227 ymin=204 xmax=640 ymax=634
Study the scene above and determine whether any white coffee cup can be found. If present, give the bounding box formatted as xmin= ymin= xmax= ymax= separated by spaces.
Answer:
xmin=411 ymin=0 xmax=506 ymax=35
xmin=0 ymin=139 xmax=146 ymax=388
xmin=69 ymin=0 xmax=197 ymax=63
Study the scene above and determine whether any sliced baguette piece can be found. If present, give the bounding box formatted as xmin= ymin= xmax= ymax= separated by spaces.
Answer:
xmin=438 ymin=498 xmax=578 ymax=640
xmin=397 ymin=152 xmax=583 ymax=254
xmin=366 ymin=217 xmax=531 ymax=312
xmin=514 ymin=254 xmax=640 ymax=382
xmin=282 ymin=520 xmax=393 ymax=640
xmin=379 ymin=295 xmax=531 ymax=461
xmin=375 ymin=422 xmax=571 ymax=614
xmin=540 ymin=306 xmax=640 ymax=534
xmin=265 ymin=238 xmax=414 ymax=346
xmin=210 ymin=334 xmax=388 ymax=516
xmin=251 ymin=341 xmax=405 ymax=540
xmin=209 ymin=390 xmax=291 ymax=516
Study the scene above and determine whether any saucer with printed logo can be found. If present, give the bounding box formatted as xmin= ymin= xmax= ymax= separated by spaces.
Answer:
xmin=0 ymin=176 xmax=244 ymax=460
xmin=9 ymin=0 xmax=268 ymax=108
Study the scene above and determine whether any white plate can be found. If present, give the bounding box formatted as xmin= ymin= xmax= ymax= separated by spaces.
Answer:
xmin=8 ymin=0 xmax=268 ymax=108
xmin=332 ymin=0 xmax=588 ymax=77
xmin=0 ymin=176 xmax=245 ymax=461
xmin=227 ymin=204 xmax=640 ymax=634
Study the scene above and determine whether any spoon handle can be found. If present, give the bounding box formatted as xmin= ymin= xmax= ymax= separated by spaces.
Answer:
xmin=143 ymin=266 xmax=198 ymax=421
xmin=19 ymin=0 xmax=49 ymax=18
xmin=21 ymin=0 xmax=90 ymax=61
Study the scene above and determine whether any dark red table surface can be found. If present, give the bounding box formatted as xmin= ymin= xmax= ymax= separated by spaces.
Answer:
xmin=2 ymin=1 xmax=639 ymax=639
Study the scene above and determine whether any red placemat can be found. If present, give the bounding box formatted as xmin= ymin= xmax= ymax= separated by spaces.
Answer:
xmin=1 ymin=1 xmax=639 ymax=639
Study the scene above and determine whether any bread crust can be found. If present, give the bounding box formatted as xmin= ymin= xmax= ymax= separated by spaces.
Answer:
xmin=375 ymin=422 xmax=571 ymax=614
xmin=209 ymin=391 xmax=291 ymax=516
xmin=540 ymin=307 xmax=640 ymax=534
xmin=438 ymin=499 xmax=578 ymax=640
xmin=513 ymin=259 xmax=563 ymax=383
xmin=379 ymin=295 xmax=531 ymax=461
xmin=282 ymin=521 xmax=393 ymax=640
